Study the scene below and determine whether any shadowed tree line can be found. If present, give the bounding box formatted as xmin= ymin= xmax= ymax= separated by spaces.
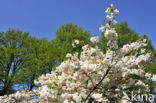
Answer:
xmin=0 ymin=22 xmax=155 ymax=96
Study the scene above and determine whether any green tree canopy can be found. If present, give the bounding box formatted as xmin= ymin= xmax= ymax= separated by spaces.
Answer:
xmin=53 ymin=23 xmax=90 ymax=62
xmin=0 ymin=30 xmax=30 ymax=95
xmin=15 ymin=37 xmax=59 ymax=90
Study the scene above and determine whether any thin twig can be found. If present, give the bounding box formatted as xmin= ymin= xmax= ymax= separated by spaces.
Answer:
xmin=84 ymin=66 xmax=111 ymax=101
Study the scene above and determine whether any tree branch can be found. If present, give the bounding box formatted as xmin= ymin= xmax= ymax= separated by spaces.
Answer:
xmin=84 ymin=66 xmax=111 ymax=101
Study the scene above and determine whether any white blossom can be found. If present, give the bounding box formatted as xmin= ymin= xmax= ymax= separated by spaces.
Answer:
xmin=143 ymin=39 xmax=147 ymax=42
xmin=99 ymin=25 xmax=105 ymax=32
xmin=90 ymin=36 xmax=99 ymax=43
xmin=66 ymin=53 xmax=72 ymax=58
xmin=114 ymin=9 xmax=119 ymax=15
xmin=105 ymin=8 xmax=111 ymax=14
xmin=105 ymin=28 xmax=118 ymax=40
xmin=72 ymin=43 xmax=76 ymax=47
xmin=152 ymin=75 xmax=156 ymax=81
xmin=113 ymin=20 xmax=118 ymax=25
xmin=110 ymin=4 xmax=114 ymax=8
xmin=145 ymin=73 xmax=152 ymax=79
xmin=141 ymin=49 xmax=146 ymax=53
xmin=106 ymin=15 xmax=114 ymax=21
xmin=75 ymin=40 xmax=79 ymax=44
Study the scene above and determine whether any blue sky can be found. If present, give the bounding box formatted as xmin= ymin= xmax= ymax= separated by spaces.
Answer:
xmin=0 ymin=0 xmax=155 ymax=49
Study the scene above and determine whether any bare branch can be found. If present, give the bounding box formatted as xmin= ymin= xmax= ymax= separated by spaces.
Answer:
xmin=84 ymin=66 xmax=111 ymax=101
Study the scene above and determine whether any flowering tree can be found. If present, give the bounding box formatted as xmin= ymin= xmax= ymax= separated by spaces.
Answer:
xmin=0 ymin=4 xmax=155 ymax=103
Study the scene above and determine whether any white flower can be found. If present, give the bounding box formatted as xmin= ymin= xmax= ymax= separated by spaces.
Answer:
xmin=105 ymin=8 xmax=111 ymax=14
xmin=66 ymin=53 xmax=72 ymax=58
xmin=82 ymin=44 xmax=89 ymax=50
xmin=104 ymin=28 xmax=118 ymax=40
xmin=105 ymin=23 xmax=110 ymax=28
xmin=106 ymin=15 xmax=113 ymax=21
xmin=72 ymin=43 xmax=76 ymax=47
xmin=131 ymin=69 xmax=144 ymax=77
xmin=152 ymin=75 xmax=156 ymax=81
xmin=143 ymin=39 xmax=147 ymax=42
xmin=90 ymin=36 xmax=99 ymax=43
xmin=75 ymin=40 xmax=79 ymax=45
xmin=135 ymin=80 xmax=143 ymax=86
xmin=141 ymin=49 xmax=146 ymax=54
xmin=72 ymin=93 xmax=81 ymax=102
xmin=110 ymin=4 xmax=114 ymax=8
xmin=113 ymin=20 xmax=118 ymax=25
xmin=136 ymin=53 xmax=150 ymax=67
xmin=92 ymin=93 xmax=102 ymax=99
xmin=107 ymin=40 xmax=118 ymax=48
xmin=63 ymin=99 xmax=69 ymax=103
xmin=99 ymin=25 xmax=105 ymax=32
xmin=145 ymin=73 xmax=152 ymax=79
xmin=114 ymin=9 xmax=119 ymax=15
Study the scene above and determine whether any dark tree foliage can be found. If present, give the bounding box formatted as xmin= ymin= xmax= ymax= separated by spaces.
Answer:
xmin=53 ymin=23 xmax=90 ymax=62
xmin=0 ymin=30 xmax=30 ymax=95
xmin=15 ymin=37 xmax=59 ymax=90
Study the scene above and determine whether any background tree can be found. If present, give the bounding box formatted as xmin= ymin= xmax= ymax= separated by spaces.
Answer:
xmin=0 ymin=24 xmax=90 ymax=94
xmin=15 ymin=37 xmax=59 ymax=90
xmin=16 ymin=24 xmax=91 ymax=90
xmin=53 ymin=23 xmax=90 ymax=62
xmin=0 ymin=30 xmax=30 ymax=95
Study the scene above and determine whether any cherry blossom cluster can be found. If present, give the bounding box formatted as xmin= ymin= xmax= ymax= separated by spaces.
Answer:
xmin=99 ymin=4 xmax=119 ymax=49
xmin=32 ymin=37 xmax=154 ymax=102
xmin=90 ymin=36 xmax=99 ymax=43
xmin=0 ymin=4 xmax=155 ymax=103
xmin=0 ymin=90 xmax=36 ymax=103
